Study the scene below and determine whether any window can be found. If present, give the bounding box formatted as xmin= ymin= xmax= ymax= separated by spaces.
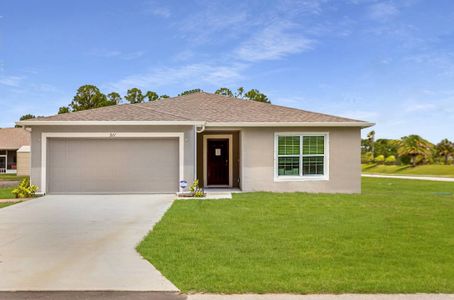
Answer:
xmin=276 ymin=133 xmax=328 ymax=179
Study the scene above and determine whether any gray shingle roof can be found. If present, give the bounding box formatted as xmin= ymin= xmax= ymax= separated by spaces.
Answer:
xmin=20 ymin=92 xmax=369 ymax=125
xmin=0 ymin=128 xmax=31 ymax=149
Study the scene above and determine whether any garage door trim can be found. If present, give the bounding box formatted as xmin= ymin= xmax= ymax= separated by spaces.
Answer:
xmin=41 ymin=132 xmax=185 ymax=194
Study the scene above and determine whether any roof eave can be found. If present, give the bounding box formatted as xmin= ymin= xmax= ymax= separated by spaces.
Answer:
xmin=206 ymin=121 xmax=375 ymax=128
xmin=15 ymin=120 xmax=375 ymax=129
xmin=15 ymin=120 xmax=206 ymax=126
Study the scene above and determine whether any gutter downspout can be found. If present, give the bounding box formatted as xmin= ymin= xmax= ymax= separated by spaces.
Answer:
xmin=194 ymin=122 xmax=206 ymax=185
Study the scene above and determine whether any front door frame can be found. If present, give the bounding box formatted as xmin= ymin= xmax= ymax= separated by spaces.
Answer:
xmin=203 ymin=134 xmax=233 ymax=187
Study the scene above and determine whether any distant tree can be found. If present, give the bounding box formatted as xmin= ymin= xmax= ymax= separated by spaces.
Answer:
xmin=178 ymin=89 xmax=202 ymax=96
xmin=160 ymin=94 xmax=170 ymax=98
xmin=145 ymin=91 xmax=159 ymax=102
xmin=69 ymin=85 xmax=112 ymax=112
xmin=235 ymin=87 xmax=245 ymax=98
xmin=435 ymin=139 xmax=454 ymax=165
xmin=19 ymin=114 xmax=36 ymax=121
xmin=244 ymin=89 xmax=270 ymax=103
xmin=366 ymin=131 xmax=376 ymax=157
xmin=58 ymin=106 xmax=70 ymax=114
xmin=398 ymin=135 xmax=433 ymax=167
xmin=215 ymin=87 xmax=234 ymax=97
xmin=107 ymin=92 xmax=122 ymax=105
xmin=374 ymin=139 xmax=399 ymax=157
xmin=124 ymin=88 xmax=145 ymax=104
xmin=15 ymin=114 xmax=36 ymax=127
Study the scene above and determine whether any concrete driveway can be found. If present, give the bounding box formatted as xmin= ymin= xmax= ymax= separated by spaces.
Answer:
xmin=0 ymin=194 xmax=178 ymax=291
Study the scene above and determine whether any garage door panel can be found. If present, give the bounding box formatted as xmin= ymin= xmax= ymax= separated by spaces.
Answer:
xmin=47 ymin=138 xmax=179 ymax=194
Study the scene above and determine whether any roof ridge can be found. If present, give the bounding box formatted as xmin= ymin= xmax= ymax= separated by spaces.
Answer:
xmin=134 ymin=102 xmax=195 ymax=121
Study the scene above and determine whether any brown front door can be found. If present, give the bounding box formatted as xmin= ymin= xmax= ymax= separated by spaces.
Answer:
xmin=207 ymin=139 xmax=229 ymax=186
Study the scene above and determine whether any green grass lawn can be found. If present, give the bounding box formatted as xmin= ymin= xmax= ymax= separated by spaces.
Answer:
xmin=0 ymin=187 xmax=15 ymax=199
xmin=0 ymin=174 xmax=28 ymax=181
xmin=137 ymin=178 xmax=454 ymax=294
xmin=362 ymin=164 xmax=454 ymax=178
xmin=0 ymin=202 xmax=18 ymax=208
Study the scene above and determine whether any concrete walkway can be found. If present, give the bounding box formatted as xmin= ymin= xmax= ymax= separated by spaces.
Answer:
xmin=0 ymin=194 xmax=178 ymax=291
xmin=362 ymin=174 xmax=454 ymax=182
xmin=189 ymin=294 xmax=454 ymax=300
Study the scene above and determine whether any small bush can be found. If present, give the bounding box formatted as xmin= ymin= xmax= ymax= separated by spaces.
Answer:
xmin=189 ymin=179 xmax=205 ymax=198
xmin=361 ymin=152 xmax=374 ymax=164
xmin=385 ymin=155 xmax=396 ymax=165
xmin=374 ymin=155 xmax=385 ymax=164
xmin=12 ymin=178 xmax=38 ymax=199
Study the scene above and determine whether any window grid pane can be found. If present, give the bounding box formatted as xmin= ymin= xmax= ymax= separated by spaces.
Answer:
xmin=302 ymin=156 xmax=324 ymax=175
xmin=278 ymin=136 xmax=300 ymax=155
xmin=303 ymin=136 xmax=324 ymax=155
xmin=278 ymin=157 xmax=300 ymax=176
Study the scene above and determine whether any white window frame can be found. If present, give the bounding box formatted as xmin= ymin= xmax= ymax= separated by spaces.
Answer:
xmin=40 ymin=132 xmax=185 ymax=194
xmin=274 ymin=132 xmax=329 ymax=182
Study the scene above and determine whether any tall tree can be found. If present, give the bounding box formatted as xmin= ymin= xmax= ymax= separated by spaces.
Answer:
xmin=69 ymin=85 xmax=112 ymax=112
xmin=235 ymin=87 xmax=245 ymax=98
xmin=124 ymin=88 xmax=145 ymax=104
xmin=145 ymin=91 xmax=159 ymax=101
xmin=398 ymin=135 xmax=433 ymax=167
xmin=366 ymin=130 xmax=376 ymax=156
xmin=107 ymin=92 xmax=122 ymax=104
xmin=435 ymin=139 xmax=454 ymax=165
xmin=15 ymin=114 xmax=36 ymax=127
xmin=19 ymin=114 xmax=36 ymax=121
xmin=244 ymin=89 xmax=270 ymax=103
xmin=215 ymin=87 xmax=234 ymax=97
xmin=178 ymin=89 xmax=202 ymax=96
xmin=58 ymin=106 xmax=70 ymax=114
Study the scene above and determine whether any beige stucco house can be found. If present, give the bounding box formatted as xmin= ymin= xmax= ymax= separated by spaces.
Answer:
xmin=0 ymin=128 xmax=31 ymax=176
xmin=16 ymin=92 xmax=373 ymax=195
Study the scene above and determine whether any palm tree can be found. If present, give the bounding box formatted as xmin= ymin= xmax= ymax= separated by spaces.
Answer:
xmin=435 ymin=139 xmax=454 ymax=165
xmin=398 ymin=135 xmax=433 ymax=167
xmin=367 ymin=130 xmax=375 ymax=156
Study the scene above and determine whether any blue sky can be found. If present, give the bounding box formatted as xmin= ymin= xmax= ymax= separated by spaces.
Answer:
xmin=1 ymin=0 xmax=453 ymax=142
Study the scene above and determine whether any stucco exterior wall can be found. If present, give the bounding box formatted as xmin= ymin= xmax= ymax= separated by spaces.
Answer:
xmin=29 ymin=125 xmax=196 ymax=193
xmin=16 ymin=151 xmax=30 ymax=176
xmin=241 ymin=127 xmax=361 ymax=193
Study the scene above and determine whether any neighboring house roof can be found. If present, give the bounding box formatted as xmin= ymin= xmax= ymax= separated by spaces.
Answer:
xmin=0 ymin=128 xmax=31 ymax=150
xmin=16 ymin=92 xmax=373 ymax=127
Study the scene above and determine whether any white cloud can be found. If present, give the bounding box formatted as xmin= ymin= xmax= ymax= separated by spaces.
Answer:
xmin=235 ymin=22 xmax=313 ymax=62
xmin=0 ymin=75 xmax=24 ymax=87
xmin=108 ymin=63 xmax=245 ymax=92
xmin=368 ymin=2 xmax=399 ymax=20
xmin=88 ymin=49 xmax=145 ymax=60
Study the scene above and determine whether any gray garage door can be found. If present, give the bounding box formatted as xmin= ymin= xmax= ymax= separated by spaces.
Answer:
xmin=47 ymin=138 xmax=179 ymax=194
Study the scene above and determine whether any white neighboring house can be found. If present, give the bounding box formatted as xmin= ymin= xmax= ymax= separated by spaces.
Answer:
xmin=0 ymin=128 xmax=31 ymax=175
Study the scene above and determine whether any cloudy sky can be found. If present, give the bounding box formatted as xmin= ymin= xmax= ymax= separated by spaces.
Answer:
xmin=0 ymin=0 xmax=453 ymax=142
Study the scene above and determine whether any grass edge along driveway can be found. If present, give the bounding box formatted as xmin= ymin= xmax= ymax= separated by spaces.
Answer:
xmin=137 ymin=177 xmax=454 ymax=294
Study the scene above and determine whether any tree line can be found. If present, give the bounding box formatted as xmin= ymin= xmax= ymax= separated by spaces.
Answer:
xmin=362 ymin=130 xmax=454 ymax=166
xmin=17 ymin=85 xmax=270 ymax=123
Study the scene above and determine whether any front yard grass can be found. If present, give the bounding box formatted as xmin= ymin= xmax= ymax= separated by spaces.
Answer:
xmin=0 ymin=202 xmax=18 ymax=208
xmin=137 ymin=177 xmax=454 ymax=294
xmin=0 ymin=187 xmax=15 ymax=199
xmin=0 ymin=174 xmax=27 ymax=181
xmin=362 ymin=164 xmax=454 ymax=178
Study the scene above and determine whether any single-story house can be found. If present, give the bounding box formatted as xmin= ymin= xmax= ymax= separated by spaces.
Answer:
xmin=16 ymin=92 xmax=373 ymax=194
xmin=0 ymin=128 xmax=31 ymax=176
